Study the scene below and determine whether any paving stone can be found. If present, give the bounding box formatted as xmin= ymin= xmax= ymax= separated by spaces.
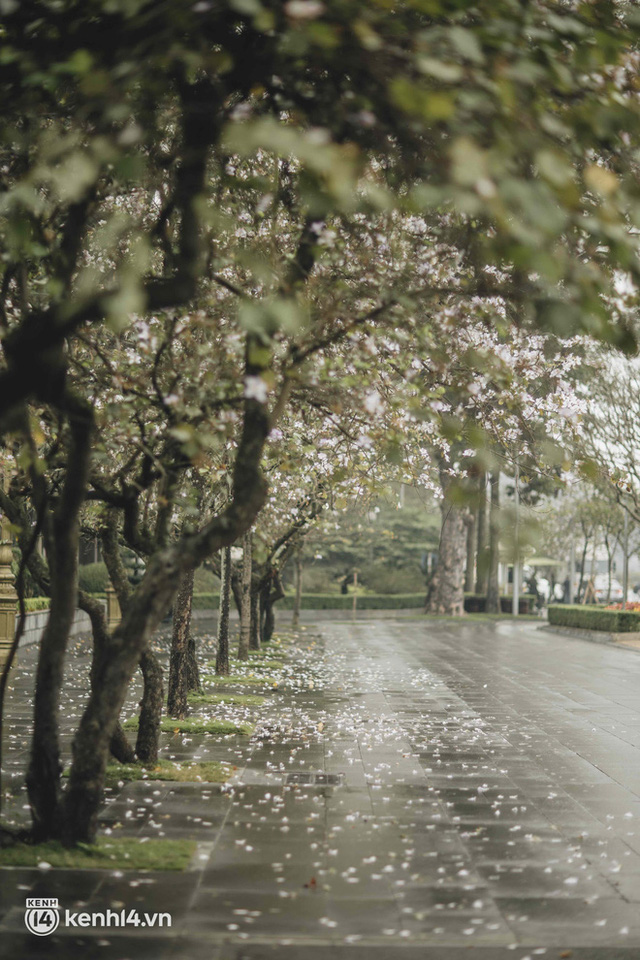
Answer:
xmin=4 ymin=618 xmax=640 ymax=954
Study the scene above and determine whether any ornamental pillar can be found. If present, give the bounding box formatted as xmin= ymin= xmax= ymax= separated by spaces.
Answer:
xmin=0 ymin=489 xmax=17 ymax=666
xmin=105 ymin=583 xmax=122 ymax=632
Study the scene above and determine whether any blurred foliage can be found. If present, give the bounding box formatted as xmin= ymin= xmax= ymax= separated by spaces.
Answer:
xmin=2 ymin=0 xmax=640 ymax=361
xmin=78 ymin=561 xmax=109 ymax=594
xmin=302 ymin=489 xmax=440 ymax=593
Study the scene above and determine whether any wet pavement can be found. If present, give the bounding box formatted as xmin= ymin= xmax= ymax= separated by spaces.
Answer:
xmin=1 ymin=617 xmax=640 ymax=958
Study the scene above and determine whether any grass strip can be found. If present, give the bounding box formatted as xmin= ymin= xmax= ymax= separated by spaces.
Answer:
xmin=187 ymin=692 xmax=266 ymax=707
xmin=103 ymin=759 xmax=233 ymax=786
xmin=123 ymin=716 xmax=253 ymax=736
xmin=200 ymin=674 xmax=271 ymax=687
xmin=0 ymin=838 xmax=197 ymax=871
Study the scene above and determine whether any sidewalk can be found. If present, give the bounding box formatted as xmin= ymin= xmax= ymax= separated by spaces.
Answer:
xmin=1 ymin=617 xmax=640 ymax=958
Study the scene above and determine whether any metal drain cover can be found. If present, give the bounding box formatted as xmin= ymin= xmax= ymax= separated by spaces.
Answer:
xmin=286 ymin=772 xmax=345 ymax=787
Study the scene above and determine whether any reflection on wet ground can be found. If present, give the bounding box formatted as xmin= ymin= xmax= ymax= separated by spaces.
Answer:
xmin=1 ymin=617 xmax=640 ymax=958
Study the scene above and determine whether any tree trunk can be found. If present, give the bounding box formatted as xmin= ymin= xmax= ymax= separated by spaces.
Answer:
xmin=167 ymin=567 xmax=195 ymax=718
xmin=60 ymin=382 xmax=270 ymax=844
xmin=230 ymin=568 xmax=242 ymax=617
xmin=26 ymin=401 xmax=93 ymax=840
xmin=263 ymin=594 xmax=276 ymax=642
xmin=292 ymin=549 xmax=303 ymax=628
xmin=486 ymin=471 xmax=501 ymax=614
xmin=259 ymin=577 xmax=269 ymax=644
xmin=238 ymin=531 xmax=252 ymax=661
xmin=82 ymin=593 xmax=136 ymax=764
xmin=187 ymin=635 xmax=200 ymax=692
xmin=249 ymin=582 xmax=260 ymax=651
xmin=464 ymin=509 xmax=476 ymax=594
xmin=475 ymin=470 xmax=488 ymax=595
xmin=425 ymin=471 xmax=468 ymax=616
xmin=135 ymin=648 xmax=164 ymax=762
xmin=110 ymin=722 xmax=136 ymax=764
xmin=26 ymin=597 xmax=78 ymax=839
xmin=577 ymin=534 xmax=589 ymax=602
xmin=216 ymin=545 xmax=231 ymax=675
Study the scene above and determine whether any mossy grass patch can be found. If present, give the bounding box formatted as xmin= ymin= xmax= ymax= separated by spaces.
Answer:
xmin=103 ymin=759 xmax=232 ymax=786
xmin=187 ymin=692 xmax=266 ymax=707
xmin=0 ymin=838 xmax=196 ymax=871
xmin=124 ymin=716 xmax=253 ymax=736
xmin=200 ymin=674 xmax=271 ymax=687
xmin=206 ymin=658 xmax=285 ymax=672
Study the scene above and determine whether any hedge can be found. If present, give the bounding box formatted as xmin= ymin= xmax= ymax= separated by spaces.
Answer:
xmin=24 ymin=597 xmax=50 ymax=612
xmin=548 ymin=604 xmax=640 ymax=633
xmin=193 ymin=592 xmax=425 ymax=611
xmin=78 ymin=562 xmax=109 ymax=594
xmin=464 ymin=594 xmax=536 ymax=615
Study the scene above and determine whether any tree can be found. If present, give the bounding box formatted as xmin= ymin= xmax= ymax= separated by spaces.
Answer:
xmin=2 ymin=0 xmax=640 ymax=850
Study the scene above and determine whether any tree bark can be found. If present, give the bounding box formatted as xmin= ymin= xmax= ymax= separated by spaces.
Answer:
xmin=26 ymin=398 xmax=93 ymax=840
xmin=425 ymin=472 xmax=468 ymax=617
xmin=135 ymin=648 xmax=164 ymax=762
xmin=464 ymin=509 xmax=476 ymax=594
xmin=292 ymin=548 xmax=303 ymax=628
xmin=230 ymin=567 xmax=242 ymax=616
xmin=249 ymin=582 xmax=260 ymax=651
xmin=577 ymin=533 xmax=589 ymax=602
xmin=187 ymin=634 xmax=200 ymax=692
xmin=263 ymin=593 xmax=276 ymax=642
xmin=475 ymin=470 xmax=488 ymax=595
xmin=167 ymin=567 xmax=195 ymax=718
xmin=82 ymin=591 xmax=136 ymax=764
xmin=486 ymin=471 xmax=501 ymax=614
xmin=60 ymin=362 xmax=270 ymax=844
xmin=216 ymin=544 xmax=231 ymax=675
xmin=238 ymin=531 xmax=252 ymax=661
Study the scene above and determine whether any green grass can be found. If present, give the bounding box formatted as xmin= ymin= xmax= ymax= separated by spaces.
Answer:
xmin=103 ymin=759 xmax=233 ymax=786
xmin=205 ymin=658 xmax=285 ymax=672
xmin=187 ymin=692 xmax=266 ymax=707
xmin=123 ymin=716 xmax=253 ymax=736
xmin=200 ymin=674 xmax=272 ymax=687
xmin=0 ymin=838 xmax=196 ymax=871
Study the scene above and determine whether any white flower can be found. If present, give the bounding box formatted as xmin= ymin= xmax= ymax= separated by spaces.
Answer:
xmin=244 ymin=376 xmax=269 ymax=404
xmin=364 ymin=391 xmax=384 ymax=416
xmin=285 ymin=1 xmax=325 ymax=19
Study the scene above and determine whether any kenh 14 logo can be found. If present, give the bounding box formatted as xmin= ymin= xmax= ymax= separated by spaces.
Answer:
xmin=24 ymin=898 xmax=60 ymax=936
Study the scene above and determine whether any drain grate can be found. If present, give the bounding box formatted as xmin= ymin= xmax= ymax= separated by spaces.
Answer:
xmin=285 ymin=772 xmax=345 ymax=787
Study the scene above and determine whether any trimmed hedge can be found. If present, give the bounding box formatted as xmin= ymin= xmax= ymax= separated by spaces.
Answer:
xmin=24 ymin=597 xmax=50 ymax=611
xmin=78 ymin=562 xmax=109 ymax=594
xmin=548 ymin=604 xmax=640 ymax=633
xmin=193 ymin=592 xmax=425 ymax=611
xmin=464 ymin=594 xmax=536 ymax=615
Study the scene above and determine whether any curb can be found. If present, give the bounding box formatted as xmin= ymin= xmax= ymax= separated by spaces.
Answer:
xmin=538 ymin=622 xmax=640 ymax=652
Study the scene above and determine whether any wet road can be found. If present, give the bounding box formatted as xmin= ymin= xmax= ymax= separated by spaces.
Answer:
xmin=2 ymin=617 xmax=640 ymax=959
